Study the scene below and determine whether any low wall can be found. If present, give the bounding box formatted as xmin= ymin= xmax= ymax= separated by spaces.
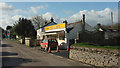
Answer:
xmin=69 ymin=46 xmax=119 ymax=67
xmin=25 ymin=37 xmax=31 ymax=46
xmin=20 ymin=39 xmax=25 ymax=44
xmin=25 ymin=37 xmax=41 ymax=47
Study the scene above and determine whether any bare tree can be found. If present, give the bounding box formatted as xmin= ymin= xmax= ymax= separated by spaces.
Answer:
xmin=31 ymin=15 xmax=48 ymax=30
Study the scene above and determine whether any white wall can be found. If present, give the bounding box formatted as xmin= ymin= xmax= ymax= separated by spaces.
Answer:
xmin=37 ymin=28 xmax=42 ymax=40
xmin=37 ymin=22 xmax=56 ymax=40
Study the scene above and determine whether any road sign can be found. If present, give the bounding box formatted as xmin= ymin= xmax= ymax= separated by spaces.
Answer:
xmin=7 ymin=30 xmax=10 ymax=38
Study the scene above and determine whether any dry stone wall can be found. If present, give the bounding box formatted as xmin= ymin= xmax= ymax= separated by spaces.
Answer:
xmin=69 ymin=46 xmax=120 ymax=67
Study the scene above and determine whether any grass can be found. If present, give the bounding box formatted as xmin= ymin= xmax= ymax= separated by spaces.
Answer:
xmin=72 ymin=43 xmax=120 ymax=50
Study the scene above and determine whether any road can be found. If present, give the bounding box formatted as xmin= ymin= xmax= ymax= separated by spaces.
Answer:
xmin=1 ymin=40 xmax=92 ymax=68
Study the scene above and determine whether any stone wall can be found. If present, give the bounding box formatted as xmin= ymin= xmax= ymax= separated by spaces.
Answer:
xmin=25 ymin=37 xmax=40 ymax=47
xmin=69 ymin=46 xmax=119 ymax=67
xmin=25 ymin=37 xmax=31 ymax=46
xmin=20 ymin=39 xmax=25 ymax=44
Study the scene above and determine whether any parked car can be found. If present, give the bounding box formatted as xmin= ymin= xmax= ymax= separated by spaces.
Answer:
xmin=40 ymin=39 xmax=58 ymax=51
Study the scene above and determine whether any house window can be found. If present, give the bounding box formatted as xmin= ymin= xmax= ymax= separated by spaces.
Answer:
xmin=59 ymin=36 xmax=65 ymax=40
xmin=59 ymin=32 xmax=65 ymax=40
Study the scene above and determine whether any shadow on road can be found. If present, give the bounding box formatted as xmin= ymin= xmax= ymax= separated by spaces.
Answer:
xmin=2 ymin=57 xmax=41 ymax=68
xmin=2 ymin=52 xmax=18 ymax=56
xmin=2 ymin=51 xmax=40 ymax=67
xmin=1 ymin=44 xmax=13 ymax=47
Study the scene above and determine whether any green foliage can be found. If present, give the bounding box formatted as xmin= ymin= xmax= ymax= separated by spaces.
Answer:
xmin=6 ymin=26 xmax=12 ymax=30
xmin=13 ymin=18 xmax=36 ymax=39
xmin=73 ymin=43 xmax=120 ymax=50
xmin=1 ymin=27 xmax=5 ymax=33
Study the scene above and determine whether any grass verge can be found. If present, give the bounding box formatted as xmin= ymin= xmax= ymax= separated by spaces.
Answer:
xmin=72 ymin=43 xmax=120 ymax=50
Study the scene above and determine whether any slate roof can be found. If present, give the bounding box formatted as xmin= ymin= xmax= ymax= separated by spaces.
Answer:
xmin=40 ymin=21 xmax=57 ymax=28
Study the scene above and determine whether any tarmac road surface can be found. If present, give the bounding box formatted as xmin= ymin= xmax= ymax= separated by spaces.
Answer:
xmin=1 ymin=40 xmax=92 ymax=68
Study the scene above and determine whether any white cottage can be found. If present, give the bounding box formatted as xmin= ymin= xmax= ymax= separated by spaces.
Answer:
xmin=37 ymin=17 xmax=57 ymax=40
xmin=37 ymin=15 xmax=95 ymax=49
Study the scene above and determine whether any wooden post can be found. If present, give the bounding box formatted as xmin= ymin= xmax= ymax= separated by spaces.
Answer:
xmin=64 ymin=20 xmax=69 ymax=49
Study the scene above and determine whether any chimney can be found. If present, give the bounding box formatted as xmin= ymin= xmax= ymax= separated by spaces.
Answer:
xmin=50 ymin=17 xmax=54 ymax=22
xmin=63 ymin=20 xmax=67 ymax=24
xmin=82 ymin=14 xmax=85 ymax=32
xmin=45 ymin=20 xmax=47 ymax=24
xmin=63 ymin=20 xmax=68 ymax=29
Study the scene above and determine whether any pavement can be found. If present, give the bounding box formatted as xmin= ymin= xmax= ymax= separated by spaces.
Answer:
xmin=1 ymin=40 xmax=92 ymax=68
xmin=35 ymin=47 xmax=69 ymax=59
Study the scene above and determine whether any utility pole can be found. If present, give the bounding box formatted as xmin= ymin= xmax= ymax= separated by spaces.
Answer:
xmin=0 ymin=27 xmax=2 ymax=45
xmin=111 ymin=11 xmax=113 ymax=28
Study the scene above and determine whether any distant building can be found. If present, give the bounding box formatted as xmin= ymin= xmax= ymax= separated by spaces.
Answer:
xmin=97 ymin=24 xmax=120 ymax=40
xmin=67 ymin=20 xmax=95 ymax=40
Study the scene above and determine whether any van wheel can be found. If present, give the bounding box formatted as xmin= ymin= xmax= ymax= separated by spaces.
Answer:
xmin=39 ymin=45 xmax=42 ymax=49
xmin=45 ymin=47 xmax=48 ymax=51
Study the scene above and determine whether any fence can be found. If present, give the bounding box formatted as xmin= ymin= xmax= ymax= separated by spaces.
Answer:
xmin=78 ymin=31 xmax=120 ymax=46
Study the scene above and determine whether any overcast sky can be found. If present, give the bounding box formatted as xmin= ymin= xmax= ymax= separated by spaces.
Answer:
xmin=0 ymin=2 xmax=118 ymax=29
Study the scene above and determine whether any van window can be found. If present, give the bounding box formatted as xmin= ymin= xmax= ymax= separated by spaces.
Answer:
xmin=43 ymin=39 xmax=47 ymax=43
xmin=48 ymin=39 xmax=57 ymax=43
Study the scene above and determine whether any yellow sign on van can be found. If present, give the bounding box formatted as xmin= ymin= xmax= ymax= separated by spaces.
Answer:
xmin=45 ymin=23 xmax=65 ymax=31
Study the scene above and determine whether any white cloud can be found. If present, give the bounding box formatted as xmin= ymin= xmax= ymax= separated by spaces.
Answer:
xmin=0 ymin=14 xmax=27 ymax=29
xmin=0 ymin=2 xmax=13 ymax=11
xmin=29 ymin=4 xmax=48 ymax=14
xmin=14 ymin=5 xmax=48 ymax=15
xmin=0 ymin=2 xmax=48 ymax=29
xmin=30 ymin=6 xmax=45 ymax=14
xmin=66 ymin=8 xmax=118 ymax=26
xmin=12 ymin=15 xmax=25 ymax=21
xmin=0 ymin=2 xmax=118 ymax=30
xmin=36 ymin=8 xmax=118 ymax=26
xmin=0 ymin=18 xmax=14 ymax=29
xmin=63 ymin=10 xmax=74 ymax=15
xmin=0 ymin=2 xmax=14 ymax=29
xmin=43 ymin=12 xmax=61 ymax=22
